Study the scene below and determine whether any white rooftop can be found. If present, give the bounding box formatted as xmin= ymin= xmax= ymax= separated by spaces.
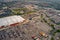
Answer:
xmin=0 ymin=15 xmax=25 ymax=26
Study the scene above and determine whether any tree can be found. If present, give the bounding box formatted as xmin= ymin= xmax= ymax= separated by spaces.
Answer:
xmin=50 ymin=24 xmax=55 ymax=29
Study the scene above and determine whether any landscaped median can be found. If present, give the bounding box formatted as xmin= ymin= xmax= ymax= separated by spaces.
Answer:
xmin=11 ymin=8 xmax=37 ymax=15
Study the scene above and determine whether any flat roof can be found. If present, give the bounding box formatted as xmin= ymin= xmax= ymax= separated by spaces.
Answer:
xmin=50 ymin=15 xmax=60 ymax=23
xmin=0 ymin=15 xmax=25 ymax=26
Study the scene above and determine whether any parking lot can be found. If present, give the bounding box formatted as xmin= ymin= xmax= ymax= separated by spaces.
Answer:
xmin=0 ymin=19 xmax=52 ymax=40
xmin=0 ymin=12 xmax=52 ymax=40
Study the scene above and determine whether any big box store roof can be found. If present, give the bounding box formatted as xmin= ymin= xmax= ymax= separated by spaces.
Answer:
xmin=0 ymin=15 xmax=25 ymax=27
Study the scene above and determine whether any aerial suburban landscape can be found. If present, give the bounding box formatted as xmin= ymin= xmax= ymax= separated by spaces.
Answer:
xmin=0 ymin=0 xmax=60 ymax=40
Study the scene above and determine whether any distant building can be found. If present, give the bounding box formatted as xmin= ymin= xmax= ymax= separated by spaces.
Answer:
xmin=0 ymin=15 xmax=25 ymax=29
xmin=0 ymin=0 xmax=22 ymax=2
xmin=0 ymin=0 xmax=14 ymax=2
xmin=44 ymin=8 xmax=60 ymax=29
xmin=0 ymin=9 xmax=12 ymax=17
xmin=24 ymin=4 xmax=38 ymax=11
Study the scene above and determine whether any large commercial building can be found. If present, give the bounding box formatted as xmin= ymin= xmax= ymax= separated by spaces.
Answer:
xmin=0 ymin=15 xmax=25 ymax=29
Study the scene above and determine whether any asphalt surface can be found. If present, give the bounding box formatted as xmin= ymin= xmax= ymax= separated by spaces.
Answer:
xmin=0 ymin=13 xmax=52 ymax=40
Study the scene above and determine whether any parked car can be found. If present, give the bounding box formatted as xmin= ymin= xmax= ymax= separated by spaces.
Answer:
xmin=32 ymin=35 xmax=40 ymax=40
xmin=40 ymin=32 xmax=48 ymax=38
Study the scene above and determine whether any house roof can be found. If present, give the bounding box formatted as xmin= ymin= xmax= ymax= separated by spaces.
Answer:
xmin=50 ymin=15 xmax=60 ymax=23
xmin=55 ymin=25 xmax=60 ymax=29
xmin=0 ymin=15 xmax=25 ymax=26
